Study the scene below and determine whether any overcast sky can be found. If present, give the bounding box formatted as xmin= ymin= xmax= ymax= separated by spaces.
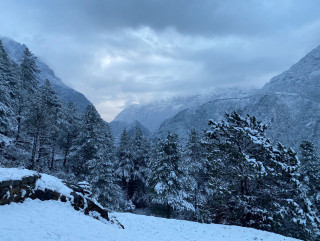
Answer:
xmin=1 ymin=0 xmax=320 ymax=121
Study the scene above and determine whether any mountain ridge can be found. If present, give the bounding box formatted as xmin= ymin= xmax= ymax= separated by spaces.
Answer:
xmin=1 ymin=37 xmax=92 ymax=112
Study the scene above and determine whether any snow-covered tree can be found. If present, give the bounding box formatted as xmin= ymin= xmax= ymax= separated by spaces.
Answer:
xmin=24 ymin=80 xmax=61 ymax=170
xmin=116 ymin=129 xmax=134 ymax=201
xmin=299 ymin=141 xmax=320 ymax=204
xmin=16 ymin=47 xmax=39 ymax=140
xmin=130 ymin=127 xmax=151 ymax=207
xmin=202 ymin=112 xmax=320 ymax=240
xmin=183 ymin=129 xmax=207 ymax=221
xmin=148 ymin=132 xmax=193 ymax=218
xmin=71 ymin=105 xmax=122 ymax=209
xmin=59 ymin=101 xmax=80 ymax=167
xmin=0 ymin=40 xmax=16 ymax=135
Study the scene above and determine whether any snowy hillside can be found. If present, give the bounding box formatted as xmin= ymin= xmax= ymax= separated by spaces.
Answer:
xmin=262 ymin=44 xmax=320 ymax=102
xmin=113 ymin=88 xmax=252 ymax=133
xmin=0 ymin=199 xmax=300 ymax=241
xmin=150 ymin=44 xmax=320 ymax=152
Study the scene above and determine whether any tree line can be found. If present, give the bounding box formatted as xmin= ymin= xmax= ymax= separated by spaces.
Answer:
xmin=1 ymin=40 xmax=320 ymax=240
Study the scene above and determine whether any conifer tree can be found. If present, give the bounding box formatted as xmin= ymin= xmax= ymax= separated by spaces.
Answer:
xmin=300 ymin=141 xmax=320 ymax=203
xmin=0 ymin=40 xmax=16 ymax=135
xmin=202 ymin=112 xmax=320 ymax=240
xmin=25 ymin=80 xmax=61 ymax=170
xmin=71 ymin=105 xmax=122 ymax=209
xmin=116 ymin=129 xmax=134 ymax=200
xmin=130 ymin=127 xmax=151 ymax=206
xmin=148 ymin=132 xmax=193 ymax=218
xmin=60 ymin=101 xmax=80 ymax=167
xmin=184 ymin=129 xmax=207 ymax=221
xmin=16 ymin=47 xmax=39 ymax=140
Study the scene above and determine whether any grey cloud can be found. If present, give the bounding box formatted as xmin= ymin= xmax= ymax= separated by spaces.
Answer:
xmin=1 ymin=0 xmax=320 ymax=121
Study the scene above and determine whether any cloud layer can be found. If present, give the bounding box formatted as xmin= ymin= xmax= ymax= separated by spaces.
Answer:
xmin=1 ymin=0 xmax=320 ymax=121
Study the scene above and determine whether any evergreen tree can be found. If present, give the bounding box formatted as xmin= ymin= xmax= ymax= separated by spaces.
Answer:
xmin=299 ymin=141 xmax=320 ymax=203
xmin=130 ymin=127 xmax=151 ymax=207
xmin=41 ymin=80 xmax=62 ymax=169
xmin=184 ymin=129 xmax=207 ymax=221
xmin=59 ymin=101 xmax=80 ymax=168
xmin=148 ymin=132 xmax=193 ymax=218
xmin=299 ymin=141 xmax=320 ymax=228
xmin=16 ymin=47 xmax=39 ymax=140
xmin=0 ymin=40 xmax=16 ymax=135
xmin=71 ymin=105 xmax=122 ymax=209
xmin=25 ymin=80 xmax=61 ymax=170
xmin=202 ymin=112 xmax=320 ymax=240
xmin=116 ymin=129 xmax=134 ymax=201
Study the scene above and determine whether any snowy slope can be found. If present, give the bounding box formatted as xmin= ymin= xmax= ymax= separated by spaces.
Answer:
xmin=0 ymin=199 xmax=300 ymax=241
xmin=113 ymin=88 xmax=252 ymax=133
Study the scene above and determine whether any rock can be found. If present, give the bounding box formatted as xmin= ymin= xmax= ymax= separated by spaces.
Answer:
xmin=0 ymin=170 xmax=113 ymax=224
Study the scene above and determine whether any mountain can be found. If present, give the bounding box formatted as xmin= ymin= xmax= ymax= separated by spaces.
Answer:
xmin=110 ymin=120 xmax=151 ymax=141
xmin=1 ymin=37 xmax=91 ymax=112
xmin=155 ymin=44 xmax=320 ymax=151
xmin=262 ymin=45 xmax=320 ymax=102
xmin=113 ymin=88 xmax=252 ymax=133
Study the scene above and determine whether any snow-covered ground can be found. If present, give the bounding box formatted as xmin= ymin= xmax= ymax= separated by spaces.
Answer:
xmin=0 ymin=167 xmax=36 ymax=182
xmin=0 ymin=199 xmax=300 ymax=241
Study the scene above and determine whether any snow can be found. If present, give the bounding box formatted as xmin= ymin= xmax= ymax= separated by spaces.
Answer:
xmin=0 ymin=167 xmax=37 ymax=182
xmin=0 ymin=199 xmax=300 ymax=241
xmin=35 ymin=173 xmax=73 ymax=197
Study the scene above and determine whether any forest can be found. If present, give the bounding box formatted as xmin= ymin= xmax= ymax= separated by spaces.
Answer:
xmin=1 ymin=39 xmax=320 ymax=241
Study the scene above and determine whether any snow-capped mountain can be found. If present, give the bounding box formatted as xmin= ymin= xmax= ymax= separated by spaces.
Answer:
xmin=262 ymin=44 xmax=320 ymax=102
xmin=1 ymin=37 xmax=92 ymax=112
xmin=113 ymin=88 xmax=252 ymax=133
xmin=157 ymin=45 xmax=320 ymax=151
xmin=115 ymin=44 xmax=320 ymax=151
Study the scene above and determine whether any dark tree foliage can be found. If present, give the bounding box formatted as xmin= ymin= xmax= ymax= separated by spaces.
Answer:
xmin=148 ymin=132 xmax=193 ymax=218
xmin=202 ymin=112 xmax=320 ymax=240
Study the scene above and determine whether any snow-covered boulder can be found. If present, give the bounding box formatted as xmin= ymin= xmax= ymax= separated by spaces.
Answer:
xmin=0 ymin=168 xmax=110 ymax=223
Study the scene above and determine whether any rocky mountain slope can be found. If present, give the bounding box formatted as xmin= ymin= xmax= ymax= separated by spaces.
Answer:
xmin=113 ymin=88 xmax=252 ymax=133
xmin=1 ymin=37 xmax=91 ymax=112
xmin=117 ymin=44 xmax=320 ymax=151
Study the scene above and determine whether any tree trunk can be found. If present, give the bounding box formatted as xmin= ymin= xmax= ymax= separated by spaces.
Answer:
xmin=166 ymin=203 xmax=171 ymax=219
xmin=50 ymin=137 xmax=56 ymax=170
xmin=194 ymin=188 xmax=198 ymax=221
xmin=63 ymin=133 xmax=71 ymax=167
xmin=16 ymin=106 xmax=22 ymax=141
xmin=30 ymin=129 xmax=39 ymax=169
xmin=36 ymin=134 xmax=44 ymax=163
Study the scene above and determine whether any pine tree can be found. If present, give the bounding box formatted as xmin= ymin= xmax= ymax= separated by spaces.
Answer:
xmin=0 ymin=40 xmax=16 ymax=135
xmin=148 ymin=132 xmax=193 ymax=218
xmin=16 ymin=47 xmax=39 ymax=141
xmin=116 ymin=129 xmax=134 ymax=202
xmin=202 ymin=112 xmax=320 ymax=240
xmin=130 ymin=127 xmax=151 ymax=207
xmin=300 ymin=141 xmax=320 ymax=205
xmin=71 ymin=105 xmax=122 ymax=209
xmin=184 ymin=129 xmax=207 ymax=221
xmin=41 ymin=80 xmax=61 ymax=169
xmin=59 ymin=101 xmax=80 ymax=168
xmin=24 ymin=80 xmax=61 ymax=170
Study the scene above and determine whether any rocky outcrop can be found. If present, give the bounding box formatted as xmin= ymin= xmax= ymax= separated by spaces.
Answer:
xmin=0 ymin=170 xmax=112 ymax=224
xmin=0 ymin=173 xmax=40 ymax=205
